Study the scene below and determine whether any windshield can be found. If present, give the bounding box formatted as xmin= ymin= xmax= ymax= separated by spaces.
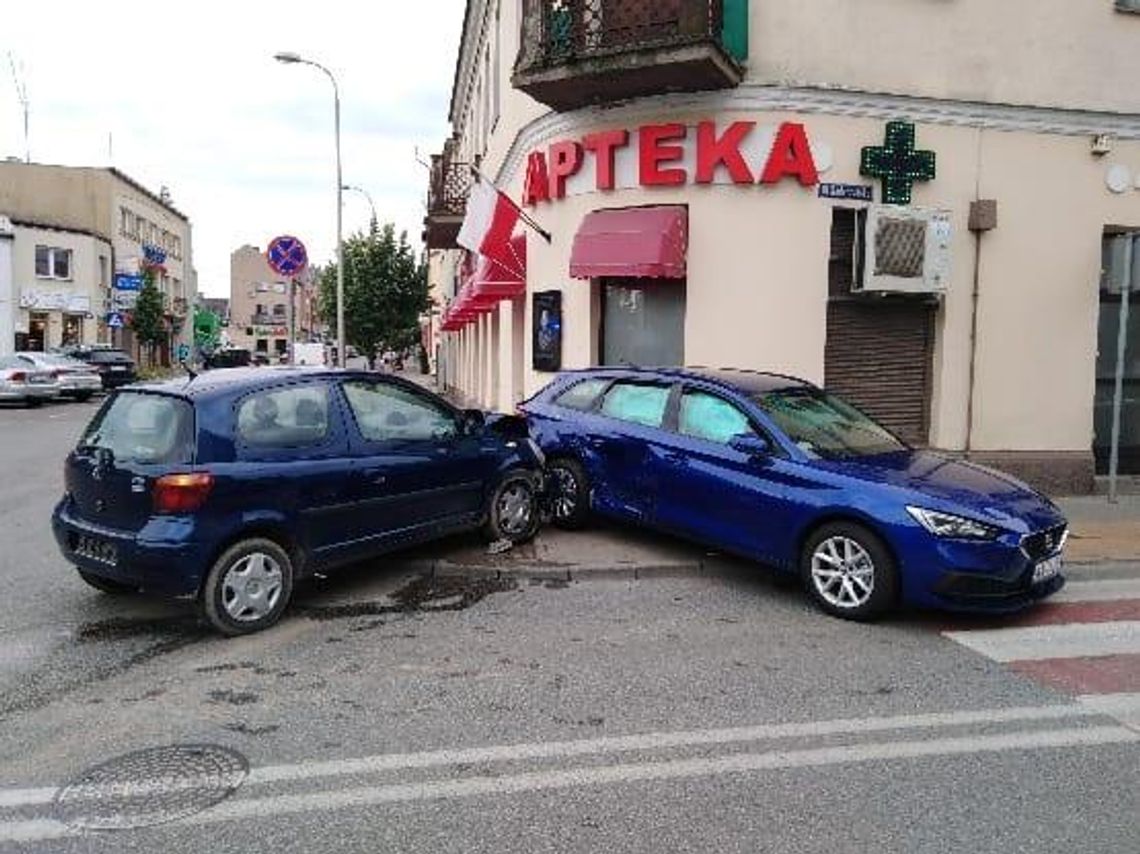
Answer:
xmin=755 ymin=390 xmax=906 ymax=459
xmin=81 ymin=393 xmax=195 ymax=465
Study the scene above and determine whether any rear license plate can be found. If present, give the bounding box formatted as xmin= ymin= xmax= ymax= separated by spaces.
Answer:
xmin=110 ymin=366 xmax=127 ymax=372
xmin=73 ymin=534 xmax=118 ymax=566
xmin=1032 ymin=554 xmax=1063 ymax=584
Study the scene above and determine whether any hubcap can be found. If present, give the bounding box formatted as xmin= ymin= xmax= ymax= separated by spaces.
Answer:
xmin=810 ymin=536 xmax=875 ymax=609
xmin=222 ymin=552 xmax=284 ymax=622
xmin=550 ymin=467 xmax=578 ymax=520
xmin=497 ymin=482 xmax=534 ymax=536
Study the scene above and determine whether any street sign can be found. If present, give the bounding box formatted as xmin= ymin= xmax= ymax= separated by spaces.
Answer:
xmin=107 ymin=312 xmax=125 ymax=329
xmin=267 ymin=235 xmax=308 ymax=277
xmin=114 ymin=274 xmax=143 ymax=291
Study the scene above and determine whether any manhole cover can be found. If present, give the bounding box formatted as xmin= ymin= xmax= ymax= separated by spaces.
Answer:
xmin=53 ymin=744 xmax=248 ymax=831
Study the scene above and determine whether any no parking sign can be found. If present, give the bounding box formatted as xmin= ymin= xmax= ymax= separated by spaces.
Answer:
xmin=266 ymin=236 xmax=308 ymax=278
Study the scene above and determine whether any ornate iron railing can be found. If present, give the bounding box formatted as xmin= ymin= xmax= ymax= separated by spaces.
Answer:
xmin=517 ymin=0 xmax=726 ymax=72
xmin=427 ymin=154 xmax=473 ymax=218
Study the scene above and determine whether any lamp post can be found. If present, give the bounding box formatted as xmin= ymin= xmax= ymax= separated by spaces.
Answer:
xmin=274 ymin=51 xmax=345 ymax=367
xmin=342 ymin=184 xmax=377 ymax=233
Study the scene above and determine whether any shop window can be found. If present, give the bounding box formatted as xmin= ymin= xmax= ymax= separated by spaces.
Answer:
xmin=62 ymin=316 xmax=83 ymax=347
xmin=35 ymin=246 xmax=72 ymax=280
xmin=27 ymin=313 xmax=48 ymax=351
xmin=600 ymin=278 xmax=685 ymax=367
xmin=256 ymin=339 xmax=268 ymax=353
xmin=1094 ymin=230 xmax=1140 ymax=475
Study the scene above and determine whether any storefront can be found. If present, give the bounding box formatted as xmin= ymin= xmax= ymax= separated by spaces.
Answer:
xmin=438 ymin=105 xmax=1140 ymax=492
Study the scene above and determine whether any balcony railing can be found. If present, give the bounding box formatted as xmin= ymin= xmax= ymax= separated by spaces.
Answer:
xmin=514 ymin=0 xmax=747 ymax=111
xmin=424 ymin=153 xmax=473 ymax=250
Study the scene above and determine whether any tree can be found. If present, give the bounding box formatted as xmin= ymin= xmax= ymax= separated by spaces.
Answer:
xmin=318 ymin=223 xmax=429 ymax=367
xmin=132 ymin=265 xmax=166 ymax=367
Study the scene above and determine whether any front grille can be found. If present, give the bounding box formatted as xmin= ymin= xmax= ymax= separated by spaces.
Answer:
xmin=1021 ymin=524 xmax=1067 ymax=561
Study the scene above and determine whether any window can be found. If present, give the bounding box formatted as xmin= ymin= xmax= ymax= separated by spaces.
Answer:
xmin=755 ymin=389 xmax=905 ymax=459
xmin=679 ymin=391 xmax=755 ymax=445
xmin=120 ymin=207 xmax=130 ymax=237
xmin=35 ymin=246 xmax=72 ymax=280
xmin=273 ymin=304 xmax=287 ymax=318
xmin=99 ymin=255 xmax=108 ymax=287
xmin=491 ymin=1 xmax=501 ymax=127
xmin=237 ymin=385 xmax=330 ymax=447
xmin=82 ymin=393 xmax=194 ymax=465
xmin=343 ymin=381 xmax=458 ymax=443
xmin=600 ymin=382 xmax=670 ymax=428
xmin=553 ymin=377 xmax=609 ymax=411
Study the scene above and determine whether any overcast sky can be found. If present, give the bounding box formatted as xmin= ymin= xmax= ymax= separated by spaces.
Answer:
xmin=1 ymin=0 xmax=466 ymax=296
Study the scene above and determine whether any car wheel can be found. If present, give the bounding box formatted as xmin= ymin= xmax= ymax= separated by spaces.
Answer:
xmin=801 ymin=522 xmax=897 ymax=621
xmin=484 ymin=471 xmax=540 ymax=545
xmin=546 ymin=458 xmax=590 ymax=530
xmin=201 ymin=538 xmax=294 ymax=636
xmin=75 ymin=392 xmax=94 ymax=402
xmin=77 ymin=570 xmax=137 ymax=595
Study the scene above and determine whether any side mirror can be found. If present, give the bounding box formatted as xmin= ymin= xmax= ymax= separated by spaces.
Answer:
xmin=461 ymin=408 xmax=486 ymax=435
xmin=728 ymin=433 xmax=772 ymax=459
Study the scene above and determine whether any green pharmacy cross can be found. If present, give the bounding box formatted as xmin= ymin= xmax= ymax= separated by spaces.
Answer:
xmin=860 ymin=121 xmax=936 ymax=206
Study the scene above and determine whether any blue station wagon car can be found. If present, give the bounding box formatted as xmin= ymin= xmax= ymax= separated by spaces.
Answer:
xmin=53 ymin=368 xmax=544 ymax=635
xmin=521 ymin=367 xmax=1068 ymax=620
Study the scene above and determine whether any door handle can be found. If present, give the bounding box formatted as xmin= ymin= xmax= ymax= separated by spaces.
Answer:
xmin=663 ymin=451 xmax=686 ymax=466
xmin=362 ymin=468 xmax=387 ymax=485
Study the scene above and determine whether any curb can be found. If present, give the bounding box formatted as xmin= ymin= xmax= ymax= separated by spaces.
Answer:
xmin=427 ymin=558 xmax=712 ymax=584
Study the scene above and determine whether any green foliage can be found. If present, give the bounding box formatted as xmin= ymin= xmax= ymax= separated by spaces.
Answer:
xmin=132 ymin=266 xmax=166 ymax=365
xmin=318 ymin=223 xmax=429 ymax=365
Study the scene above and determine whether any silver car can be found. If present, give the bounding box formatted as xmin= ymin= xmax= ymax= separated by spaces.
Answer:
xmin=14 ymin=352 xmax=102 ymax=401
xmin=0 ymin=354 xmax=61 ymax=406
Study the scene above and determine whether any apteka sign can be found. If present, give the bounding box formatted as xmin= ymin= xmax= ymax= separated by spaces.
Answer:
xmin=522 ymin=121 xmax=822 ymax=206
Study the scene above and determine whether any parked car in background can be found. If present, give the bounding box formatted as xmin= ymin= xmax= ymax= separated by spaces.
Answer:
xmin=69 ymin=347 xmax=137 ymax=389
xmin=0 ymin=355 xmax=61 ymax=406
xmin=53 ymin=367 xmax=544 ymax=635
xmin=204 ymin=348 xmax=252 ymax=370
xmin=13 ymin=352 xmax=102 ymax=401
xmin=521 ymin=367 xmax=1068 ymax=621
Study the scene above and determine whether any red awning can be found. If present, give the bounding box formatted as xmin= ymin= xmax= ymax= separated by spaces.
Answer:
xmin=569 ymin=206 xmax=688 ymax=279
xmin=472 ymin=234 xmax=526 ymax=300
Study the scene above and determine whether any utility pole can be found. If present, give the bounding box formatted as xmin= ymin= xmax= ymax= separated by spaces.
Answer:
xmin=7 ymin=53 xmax=29 ymax=163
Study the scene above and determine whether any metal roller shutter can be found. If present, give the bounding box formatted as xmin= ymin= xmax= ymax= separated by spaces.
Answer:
xmin=825 ymin=299 xmax=935 ymax=446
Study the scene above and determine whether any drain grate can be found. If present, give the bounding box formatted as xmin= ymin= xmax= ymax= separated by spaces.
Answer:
xmin=53 ymin=744 xmax=248 ymax=831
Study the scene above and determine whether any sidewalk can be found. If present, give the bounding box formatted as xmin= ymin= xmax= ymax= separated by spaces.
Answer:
xmin=1055 ymin=495 xmax=1140 ymax=564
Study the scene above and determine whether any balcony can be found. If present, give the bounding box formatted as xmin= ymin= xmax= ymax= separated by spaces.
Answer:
xmin=423 ymin=151 xmax=473 ymax=250
xmin=513 ymin=0 xmax=748 ymax=112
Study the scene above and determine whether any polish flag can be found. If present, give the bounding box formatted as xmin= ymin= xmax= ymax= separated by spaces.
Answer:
xmin=457 ymin=179 xmax=522 ymax=277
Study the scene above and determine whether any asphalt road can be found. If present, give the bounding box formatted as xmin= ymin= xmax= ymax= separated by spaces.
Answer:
xmin=0 ymin=400 xmax=1137 ymax=853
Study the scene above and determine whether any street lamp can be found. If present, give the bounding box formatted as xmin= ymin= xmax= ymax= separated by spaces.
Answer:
xmin=274 ymin=50 xmax=345 ymax=368
xmin=342 ymin=184 xmax=377 ymax=232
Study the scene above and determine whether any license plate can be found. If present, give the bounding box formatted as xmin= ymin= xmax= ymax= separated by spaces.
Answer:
xmin=110 ymin=366 xmax=127 ymax=372
xmin=73 ymin=534 xmax=118 ymax=566
xmin=1032 ymin=554 xmax=1063 ymax=584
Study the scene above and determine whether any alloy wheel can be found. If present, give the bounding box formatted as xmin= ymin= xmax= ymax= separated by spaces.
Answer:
xmin=221 ymin=552 xmax=284 ymax=623
xmin=810 ymin=536 xmax=876 ymax=609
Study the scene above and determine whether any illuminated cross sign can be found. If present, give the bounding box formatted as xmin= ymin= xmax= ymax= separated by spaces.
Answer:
xmin=860 ymin=121 xmax=936 ymax=206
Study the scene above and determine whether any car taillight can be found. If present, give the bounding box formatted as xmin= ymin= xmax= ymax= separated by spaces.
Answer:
xmin=153 ymin=473 xmax=214 ymax=514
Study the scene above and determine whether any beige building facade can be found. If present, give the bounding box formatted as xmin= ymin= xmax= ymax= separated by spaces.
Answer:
xmin=228 ymin=245 xmax=319 ymax=360
xmin=426 ymin=0 xmax=1140 ymax=492
xmin=0 ymin=162 xmax=194 ymax=361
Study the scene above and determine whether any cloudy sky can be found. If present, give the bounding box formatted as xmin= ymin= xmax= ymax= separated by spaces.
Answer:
xmin=0 ymin=0 xmax=466 ymax=296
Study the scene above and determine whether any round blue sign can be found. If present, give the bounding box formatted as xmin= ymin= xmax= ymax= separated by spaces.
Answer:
xmin=267 ymin=235 xmax=308 ymax=277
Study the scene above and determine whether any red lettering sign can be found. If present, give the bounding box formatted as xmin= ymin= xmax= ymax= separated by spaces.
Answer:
xmin=695 ymin=120 xmax=755 ymax=185
xmin=548 ymin=140 xmax=584 ymax=199
xmin=523 ymin=151 xmax=550 ymax=206
xmin=759 ymin=123 xmax=819 ymax=187
xmin=639 ymin=123 xmax=687 ymax=187
xmin=582 ymin=129 xmax=630 ymax=191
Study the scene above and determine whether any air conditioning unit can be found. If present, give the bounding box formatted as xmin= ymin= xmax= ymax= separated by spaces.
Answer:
xmin=856 ymin=205 xmax=952 ymax=294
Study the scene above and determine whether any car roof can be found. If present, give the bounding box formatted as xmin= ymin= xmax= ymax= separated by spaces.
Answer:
xmin=556 ymin=366 xmax=816 ymax=396
xmin=127 ymin=367 xmax=424 ymax=403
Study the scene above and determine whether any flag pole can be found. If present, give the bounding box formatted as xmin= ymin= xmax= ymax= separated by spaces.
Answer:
xmin=470 ymin=166 xmax=552 ymax=243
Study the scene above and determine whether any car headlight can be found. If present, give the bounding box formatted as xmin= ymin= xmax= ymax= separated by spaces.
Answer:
xmin=906 ymin=506 xmax=1001 ymax=540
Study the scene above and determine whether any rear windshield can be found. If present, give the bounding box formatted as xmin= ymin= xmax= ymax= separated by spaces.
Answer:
xmin=87 ymin=350 xmax=133 ymax=364
xmin=81 ymin=393 xmax=194 ymax=465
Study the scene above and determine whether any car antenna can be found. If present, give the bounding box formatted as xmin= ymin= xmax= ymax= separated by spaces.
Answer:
xmin=180 ymin=359 xmax=198 ymax=381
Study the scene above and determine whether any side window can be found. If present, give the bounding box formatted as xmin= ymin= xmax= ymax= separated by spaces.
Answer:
xmin=552 ymin=377 xmax=609 ymax=412
xmin=237 ymin=385 xmax=330 ymax=448
xmin=679 ymin=391 xmax=755 ymax=445
xmin=600 ymin=382 xmax=670 ymax=428
xmin=343 ymin=381 xmax=458 ymax=443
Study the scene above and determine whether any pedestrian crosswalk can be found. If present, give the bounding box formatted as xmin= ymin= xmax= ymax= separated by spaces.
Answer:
xmin=940 ymin=576 xmax=1140 ymax=729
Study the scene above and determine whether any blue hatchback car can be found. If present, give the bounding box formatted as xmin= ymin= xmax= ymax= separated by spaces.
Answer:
xmin=53 ymin=368 xmax=543 ymax=635
xmin=521 ymin=367 xmax=1068 ymax=620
